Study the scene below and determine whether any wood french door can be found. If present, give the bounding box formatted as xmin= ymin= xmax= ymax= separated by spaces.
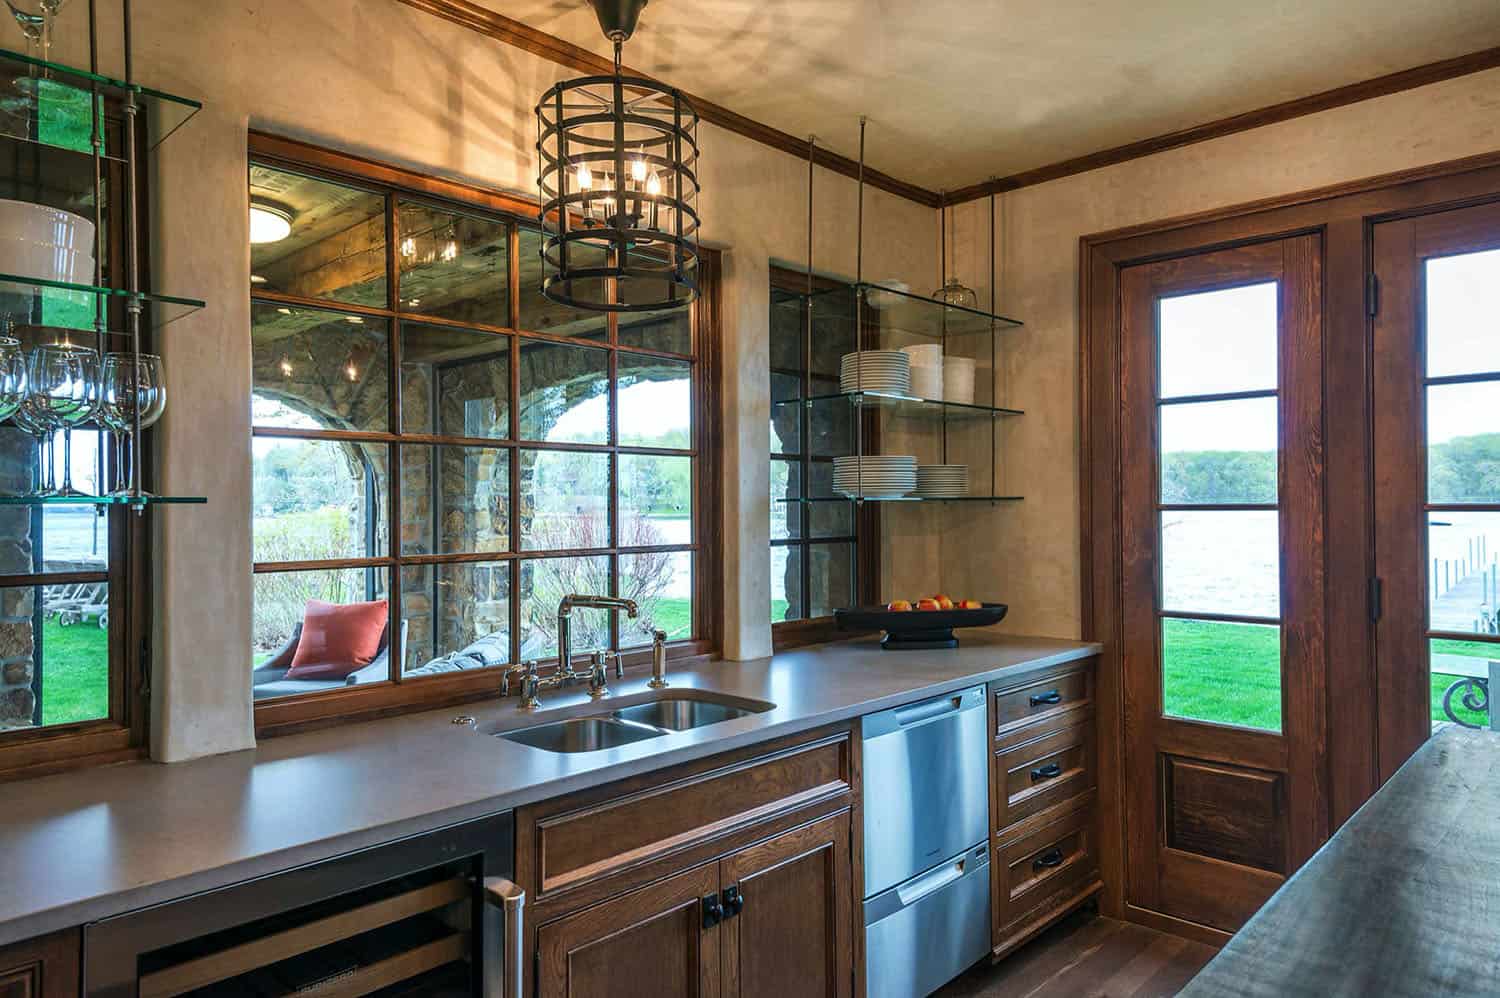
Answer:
xmin=1118 ymin=235 xmax=1328 ymax=933
xmin=1373 ymin=200 xmax=1500 ymax=778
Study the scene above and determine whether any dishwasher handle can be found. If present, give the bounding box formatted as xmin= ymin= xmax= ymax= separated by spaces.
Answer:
xmin=864 ymin=685 xmax=986 ymax=738
xmin=483 ymin=877 xmax=525 ymax=998
xmin=894 ymin=855 xmax=967 ymax=908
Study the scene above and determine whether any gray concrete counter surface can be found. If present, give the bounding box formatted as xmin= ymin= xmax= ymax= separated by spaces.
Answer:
xmin=0 ymin=630 xmax=1097 ymax=947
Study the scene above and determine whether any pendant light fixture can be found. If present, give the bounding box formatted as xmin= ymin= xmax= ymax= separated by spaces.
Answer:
xmin=535 ymin=0 xmax=701 ymax=312
xmin=933 ymin=199 xmax=978 ymax=310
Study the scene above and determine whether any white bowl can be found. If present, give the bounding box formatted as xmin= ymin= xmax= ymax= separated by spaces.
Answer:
xmin=0 ymin=200 xmax=96 ymax=283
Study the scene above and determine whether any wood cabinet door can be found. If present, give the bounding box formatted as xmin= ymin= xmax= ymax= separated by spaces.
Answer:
xmin=1118 ymin=236 xmax=1329 ymax=933
xmin=720 ymin=812 xmax=852 ymax=998
xmin=0 ymin=931 xmax=79 ymax=998
xmin=536 ymin=862 xmax=721 ymax=998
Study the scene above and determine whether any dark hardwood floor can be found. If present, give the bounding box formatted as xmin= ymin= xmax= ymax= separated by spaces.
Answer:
xmin=935 ymin=911 xmax=1219 ymax=998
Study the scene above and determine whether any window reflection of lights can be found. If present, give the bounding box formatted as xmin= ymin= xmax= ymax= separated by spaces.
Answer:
xmin=278 ymin=356 xmax=293 ymax=377
xmin=441 ymin=240 xmax=458 ymax=263
xmin=250 ymin=274 xmax=267 ymax=285
xmin=276 ymin=307 xmax=291 ymax=315
xmin=345 ymin=363 xmax=359 ymax=382
xmin=400 ymin=236 xmax=416 ymax=258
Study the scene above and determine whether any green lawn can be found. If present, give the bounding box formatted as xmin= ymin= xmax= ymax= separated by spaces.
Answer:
xmin=39 ymin=618 xmax=109 ymax=726
xmin=1163 ymin=618 xmax=1490 ymax=730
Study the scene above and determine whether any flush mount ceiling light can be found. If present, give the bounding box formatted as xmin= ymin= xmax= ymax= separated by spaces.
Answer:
xmin=535 ymin=0 xmax=701 ymax=312
xmin=249 ymin=199 xmax=294 ymax=244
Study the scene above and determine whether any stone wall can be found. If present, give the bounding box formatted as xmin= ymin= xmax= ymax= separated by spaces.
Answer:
xmin=0 ymin=427 xmax=35 ymax=730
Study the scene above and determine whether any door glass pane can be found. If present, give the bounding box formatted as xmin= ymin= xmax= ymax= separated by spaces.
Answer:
xmin=518 ymin=449 xmax=609 ymax=552
xmin=619 ymin=454 xmax=691 ymax=548
xmin=1426 ymin=248 xmax=1500 ymax=378
xmin=397 ymin=202 xmax=508 ymax=326
xmin=771 ymin=460 xmax=801 ymax=540
xmin=399 ymin=323 xmax=509 ymax=439
xmin=1158 ymin=282 xmax=1277 ymax=399
xmin=1162 ymin=618 xmax=1282 ymax=731
xmin=618 ymin=354 xmax=690 ymax=448
xmin=1160 ymin=510 xmax=1280 ymax=618
xmin=1160 ymin=397 xmax=1278 ymax=504
xmin=1428 ymin=511 xmax=1500 ymax=635
xmin=518 ymin=556 xmax=611 ymax=660
xmin=250 ymin=165 xmax=387 ymax=308
xmin=1427 ymin=382 xmax=1500 ymax=503
xmin=618 ymin=305 xmax=691 ymax=354
xmin=621 ymin=551 xmax=692 ymax=647
xmin=1430 ymin=637 xmax=1497 ymax=728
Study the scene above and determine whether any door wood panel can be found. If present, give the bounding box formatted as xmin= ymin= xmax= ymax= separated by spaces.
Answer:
xmin=721 ymin=812 xmax=852 ymax=998
xmin=1118 ymin=235 xmax=1327 ymax=933
xmin=0 ymin=931 xmax=78 ymax=998
xmin=536 ymin=862 xmax=721 ymax=998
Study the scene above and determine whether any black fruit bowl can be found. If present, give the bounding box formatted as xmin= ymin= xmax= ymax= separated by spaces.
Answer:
xmin=834 ymin=602 xmax=1009 ymax=650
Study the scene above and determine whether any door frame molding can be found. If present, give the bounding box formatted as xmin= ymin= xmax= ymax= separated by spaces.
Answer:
xmin=1080 ymin=149 xmax=1500 ymax=938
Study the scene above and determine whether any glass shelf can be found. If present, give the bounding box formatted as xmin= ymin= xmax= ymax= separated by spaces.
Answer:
xmin=0 ymin=47 xmax=200 ymax=159
xmin=774 ymin=282 xmax=1023 ymax=341
xmin=775 ymin=390 xmax=1023 ymax=419
xmin=0 ymin=272 xmax=206 ymax=333
xmin=0 ymin=495 xmax=205 ymax=506
xmin=777 ymin=495 xmax=1024 ymax=504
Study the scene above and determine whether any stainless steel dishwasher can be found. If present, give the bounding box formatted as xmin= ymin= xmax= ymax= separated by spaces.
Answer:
xmin=862 ymin=684 xmax=990 ymax=998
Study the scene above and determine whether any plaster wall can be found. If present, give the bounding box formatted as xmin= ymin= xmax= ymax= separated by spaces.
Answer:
xmin=940 ymin=67 xmax=1500 ymax=639
xmin=73 ymin=0 xmax=938 ymax=760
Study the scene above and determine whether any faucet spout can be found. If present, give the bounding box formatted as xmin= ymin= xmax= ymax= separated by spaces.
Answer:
xmin=556 ymin=594 xmax=639 ymax=673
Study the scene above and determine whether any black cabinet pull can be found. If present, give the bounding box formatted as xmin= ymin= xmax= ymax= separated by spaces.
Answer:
xmin=1030 ymin=763 xmax=1063 ymax=782
xmin=723 ymin=885 xmax=745 ymax=917
xmin=1029 ymin=690 xmax=1062 ymax=707
xmin=1033 ymin=848 xmax=1065 ymax=871
xmin=702 ymin=893 xmax=724 ymax=928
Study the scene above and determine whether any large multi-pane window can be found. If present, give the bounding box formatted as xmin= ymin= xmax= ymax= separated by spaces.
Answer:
xmin=248 ymin=139 xmax=713 ymax=716
xmin=769 ymin=269 xmax=866 ymax=635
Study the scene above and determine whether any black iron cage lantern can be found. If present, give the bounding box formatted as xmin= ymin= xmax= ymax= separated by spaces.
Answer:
xmin=535 ymin=2 xmax=701 ymax=313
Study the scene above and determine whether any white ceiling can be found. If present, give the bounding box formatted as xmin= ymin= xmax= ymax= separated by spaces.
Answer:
xmin=482 ymin=0 xmax=1500 ymax=192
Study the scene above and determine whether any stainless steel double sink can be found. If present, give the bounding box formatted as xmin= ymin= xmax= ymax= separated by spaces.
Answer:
xmin=498 ymin=690 xmax=775 ymax=753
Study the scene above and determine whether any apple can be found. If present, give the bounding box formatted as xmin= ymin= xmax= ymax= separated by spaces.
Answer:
xmin=887 ymin=599 xmax=913 ymax=612
xmin=957 ymin=598 xmax=983 ymax=610
xmin=934 ymin=594 xmax=955 ymax=610
xmin=915 ymin=597 xmax=941 ymax=611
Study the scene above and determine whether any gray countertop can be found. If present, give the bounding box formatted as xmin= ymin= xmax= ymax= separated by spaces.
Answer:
xmin=0 ymin=630 xmax=1097 ymax=947
xmin=1181 ymin=725 xmax=1500 ymax=997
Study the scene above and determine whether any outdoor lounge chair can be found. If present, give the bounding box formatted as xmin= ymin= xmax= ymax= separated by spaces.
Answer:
xmin=251 ymin=621 xmax=407 ymax=700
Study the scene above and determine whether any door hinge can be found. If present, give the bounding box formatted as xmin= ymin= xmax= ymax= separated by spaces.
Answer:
xmin=1366 ymin=273 xmax=1380 ymax=317
xmin=1370 ymin=577 xmax=1383 ymax=622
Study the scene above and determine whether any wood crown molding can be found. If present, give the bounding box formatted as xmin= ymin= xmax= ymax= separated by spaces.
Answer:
xmin=393 ymin=0 xmax=942 ymax=208
xmin=946 ymin=45 xmax=1500 ymax=205
xmin=393 ymin=2 xmax=1500 ymax=210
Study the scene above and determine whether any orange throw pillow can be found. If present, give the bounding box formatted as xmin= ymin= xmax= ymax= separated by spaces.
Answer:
xmin=285 ymin=599 xmax=389 ymax=680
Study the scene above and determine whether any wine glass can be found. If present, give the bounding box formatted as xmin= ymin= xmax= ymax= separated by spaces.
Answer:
xmin=101 ymin=352 xmax=163 ymax=497
xmin=0 ymin=336 xmax=26 ymax=422
xmin=27 ymin=342 xmax=95 ymax=497
xmin=14 ymin=387 xmax=51 ymax=495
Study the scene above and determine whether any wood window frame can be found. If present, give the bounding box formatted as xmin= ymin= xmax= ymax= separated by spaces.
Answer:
xmin=0 ymin=109 xmax=153 ymax=782
xmin=768 ymin=266 xmax=880 ymax=651
xmin=249 ymin=132 xmax=722 ymax=737
xmin=1081 ymin=149 xmax=1500 ymax=929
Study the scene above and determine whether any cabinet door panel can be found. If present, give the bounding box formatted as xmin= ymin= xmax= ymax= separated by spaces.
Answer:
xmin=536 ymin=862 xmax=720 ymax=998
xmin=721 ymin=811 xmax=852 ymax=998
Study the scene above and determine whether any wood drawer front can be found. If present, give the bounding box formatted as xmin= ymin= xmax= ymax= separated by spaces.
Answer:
xmin=994 ymin=804 xmax=1095 ymax=931
xmin=0 ymin=966 xmax=38 ymax=998
xmin=535 ymin=734 xmax=851 ymax=895
xmin=995 ymin=723 xmax=1095 ymax=831
xmin=993 ymin=668 xmax=1092 ymax=744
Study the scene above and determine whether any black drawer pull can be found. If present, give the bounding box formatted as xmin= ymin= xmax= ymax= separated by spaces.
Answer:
xmin=723 ymin=885 xmax=745 ymax=918
xmin=1029 ymin=690 xmax=1062 ymax=707
xmin=1033 ymin=848 xmax=1065 ymax=871
xmin=702 ymin=893 xmax=724 ymax=928
xmin=1030 ymin=763 xmax=1063 ymax=782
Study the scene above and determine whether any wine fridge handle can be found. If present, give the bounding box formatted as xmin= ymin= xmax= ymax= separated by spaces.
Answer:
xmin=484 ymin=877 xmax=526 ymax=998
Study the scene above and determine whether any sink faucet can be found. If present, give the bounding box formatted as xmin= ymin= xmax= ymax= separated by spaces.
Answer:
xmin=557 ymin=594 xmax=638 ymax=677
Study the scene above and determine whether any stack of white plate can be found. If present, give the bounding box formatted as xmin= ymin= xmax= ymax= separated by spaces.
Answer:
xmin=839 ymin=350 xmax=910 ymax=395
xmin=914 ymin=464 xmax=969 ymax=498
xmin=832 ymin=454 xmax=917 ymax=498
